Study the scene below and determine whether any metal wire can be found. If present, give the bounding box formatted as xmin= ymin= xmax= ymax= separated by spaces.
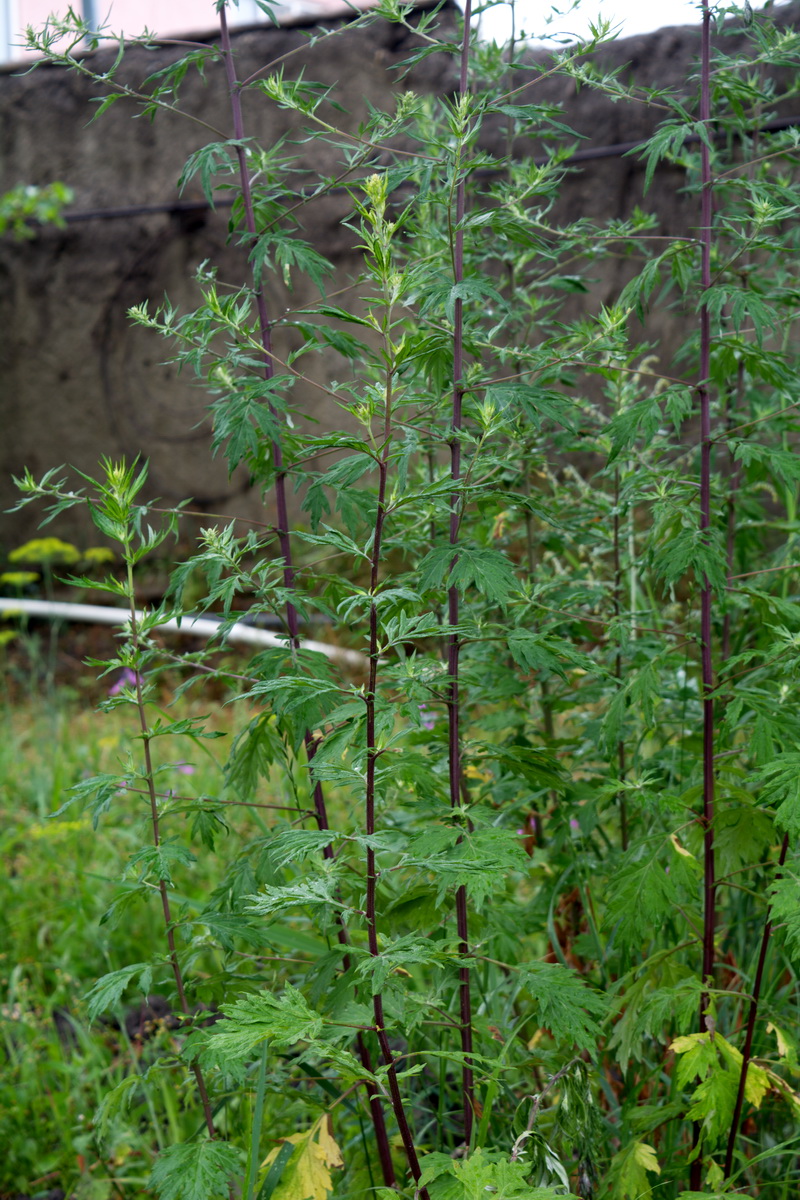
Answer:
xmin=29 ymin=112 xmax=797 ymax=229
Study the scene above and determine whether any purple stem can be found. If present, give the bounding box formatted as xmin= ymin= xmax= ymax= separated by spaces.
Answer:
xmin=691 ymin=1 xmax=715 ymax=1187
xmin=127 ymin=597 xmax=216 ymax=1138
xmin=699 ymin=0 xmax=715 ymax=1033
xmin=365 ymin=375 xmax=429 ymax=1196
xmin=613 ymin=467 xmax=628 ymax=851
xmin=723 ymin=833 xmax=790 ymax=1178
xmin=218 ymin=8 xmax=395 ymax=1184
xmin=218 ymin=7 xmax=295 ymax=611
xmin=448 ymin=0 xmax=475 ymax=1145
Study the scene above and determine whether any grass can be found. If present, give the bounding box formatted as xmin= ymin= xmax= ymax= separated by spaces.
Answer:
xmin=0 ymin=667 xmax=258 ymax=1198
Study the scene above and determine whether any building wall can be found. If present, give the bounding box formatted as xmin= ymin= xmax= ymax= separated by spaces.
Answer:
xmin=0 ymin=5 xmax=461 ymax=549
xmin=1 ymin=3 xmax=798 ymax=550
xmin=1 ymin=0 xmax=377 ymax=62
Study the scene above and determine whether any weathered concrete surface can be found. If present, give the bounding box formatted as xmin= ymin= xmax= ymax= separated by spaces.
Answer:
xmin=0 ymin=5 xmax=462 ymax=549
xmin=1 ymin=2 xmax=798 ymax=550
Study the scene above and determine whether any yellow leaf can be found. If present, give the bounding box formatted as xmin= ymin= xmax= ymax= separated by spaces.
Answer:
xmin=743 ymin=1061 xmax=771 ymax=1109
xmin=492 ymin=510 xmax=510 ymax=539
xmin=610 ymin=1139 xmax=660 ymax=1200
xmin=464 ymin=764 xmax=491 ymax=781
xmin=261 ymin=1116 xmax=343 ymax=1200
xmin=763 ymin=1066 xmax=800 ymax=1115
xmin=633 ymin=1142 xmax=661 ymax=1176
xmin=669 ymin=1033 xmax=707 ymax=1054
xmin=669 ymin=833 xmax=696 ymax=861
xmin=709 ymin=1033 xmax=771 ymax=1110
xmin=315 ymin=1118 xmax=344 ymax=1172
xmin=767 ymin=1021 xmax=795 ymax=1062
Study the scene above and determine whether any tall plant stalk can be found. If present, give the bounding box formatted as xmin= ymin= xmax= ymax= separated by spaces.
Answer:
xmin=217 ymin=7 xmax=395 ymax=1185
xmin=125 ymin=562 xmax=216 ymax=1139
xmin=613 ymin=467 xmax=628 ymax=851
xmin=361 ymin=178 xmax=428 ymax=1194
xmin=691 ymin=1 xmax=716 ymax=1186
xmin=698 ymin=0 xmax=715 ymax=1026
xmin=448 ymin=0 xmax=475 ymax=1144
xmin=723 ymin=833 xmax=790 ymax=1178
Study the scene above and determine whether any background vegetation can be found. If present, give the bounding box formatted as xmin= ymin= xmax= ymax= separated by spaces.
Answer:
xmin=3 ymin=1 xmax=800 ymax=1198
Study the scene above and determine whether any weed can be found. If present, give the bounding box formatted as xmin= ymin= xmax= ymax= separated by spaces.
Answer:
xmin=7 ymin=2 xmax=800 ymax=1197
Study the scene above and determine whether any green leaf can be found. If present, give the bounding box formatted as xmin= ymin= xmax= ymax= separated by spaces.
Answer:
xmin=149 ymin=1141 xmax=245 ymax=1200
xmin=295 ymin=526 xmax=371 ymax=562
xmin=266 ymin=828 xmax=342 ymax=866
xmin=606 ymin=396 xmax=662 ymax=460
xmin=252 ymin=233 xmax=333 ymax=293
xmin=446 ymin=278 xmax=504 ymax=322
xmin=507 ymin=629 xmax=595 ymax=682
xmin=403 ymin=826 xmax=530 ymax=910
xmin=85 ymin=963 xmax=154 ymax=1022
xmin=419 ymin=1147 xmax=570 ymax=1200
xmin=418 ymin=545 xmax=518 ymax=606
xmin=87 ymin=499 xmax=128 ymax=542
xmin=54 ymin=772 xmax=123 ymax=828
xmin=663 ymin=384 xmax=693 ymax=430
xmin=197 ymin=987 xmax=323 ymax=1065
xmin=608 ymin=975 xmax=700 ymax=1070
xmin=769 ymin=872 xmax=800 ymax=961
xmin=93 ymin=1074 xmax=142 ymax=1145
xmin=730 ymin=439 xmax=800 ymax=486
xmin=605 ymin=846 xmax=678 ymax=952
xmin=303 ymin=453 xmax=375 ymax=531
xmin=178 ymin=140 xmax=239 ymax=205
xmin=246 ymin=876 xmax=343 ymax=918
xmin=210 ymin=377 xmax=294 ymax=472
xmin=196 ymin=911 xmax=270 ymax=951
xmin=190 ymin=805 xmax=229 ymax=851
xmin=675 ymin=1193 xmax=750 ymax=1200
xmin=99 ymin=884 xmax=148 ymax=930
xmin=516 ymin=962 xmax=609 ymax=1052
xmin=225 ymin=714 xmax=284 ymax=801
xmin=757 ymin=754 xmax=800 ymax=837
xmin=291 ymin=321 xmax=368 ymax=366
xmin=703 ymin=286 xmax=776 ymax=345
xmin=145 ymin=715 xmax=226 ymax=740
xmin=651 ymin=526 xmax=727 ymax=591
xmin=606 ymin=1140 xmax=661 ymax=1200
xmin=127 ymin=841 xmax=196 ymax=886
xmin=636 ymin=120 xmax=696 ymax=192
xmin=669 ymin=1031 xmax=768 ymax=1149
xmin=685 ymin=1058 xmax=739 ymax=1146
xmin=313 ymin=304 xmax=375 ymax=328
xmin=354 ymin=933 xmax=452 ymax=995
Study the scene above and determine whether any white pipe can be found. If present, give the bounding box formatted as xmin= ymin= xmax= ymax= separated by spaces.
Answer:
xmin=0 ymin=597 xmax=365 ymax=669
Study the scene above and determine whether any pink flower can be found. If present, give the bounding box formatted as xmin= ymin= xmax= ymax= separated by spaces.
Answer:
xmin=419 ymin=704 xmax=436 ymax=730
xmin=108 ymin=668 xmax=141 ymax=695
xmin=176 ymin=763 xmax=195 ymax=775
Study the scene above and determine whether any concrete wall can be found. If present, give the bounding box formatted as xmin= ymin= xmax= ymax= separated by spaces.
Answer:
xmin=1 ymin=3 xmax=797 ymax=551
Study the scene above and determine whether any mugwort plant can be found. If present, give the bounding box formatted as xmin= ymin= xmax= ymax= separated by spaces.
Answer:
xmin=10 ymin=0 xmax=800 ymax=1197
